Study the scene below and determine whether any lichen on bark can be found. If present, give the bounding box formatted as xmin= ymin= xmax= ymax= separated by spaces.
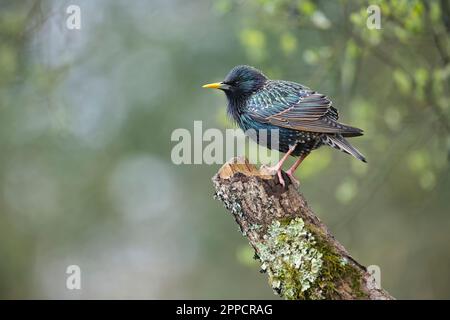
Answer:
xmin=212 ymin=157 xmax=394 ymax=300
xmin=255 ymin=218 xmax=323 ymax=299
xmin=254 ymin=217 xmax=368 ymax=300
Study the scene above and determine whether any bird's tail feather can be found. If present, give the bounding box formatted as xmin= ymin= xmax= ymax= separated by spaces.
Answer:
xmin=322 ymin=134 xmax=367 ymax=163
xmin=339 ymin=124 xmax=364 ymax=137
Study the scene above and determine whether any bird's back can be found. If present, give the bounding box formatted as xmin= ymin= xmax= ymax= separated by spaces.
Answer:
xmin=236 ymin=79 xmax=364 ymax=157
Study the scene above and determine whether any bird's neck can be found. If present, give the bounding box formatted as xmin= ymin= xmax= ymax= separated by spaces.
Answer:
xmin=225 ymin=93 xmax=247 ymax=123
xmin=225 ymin=80 xmax=266 ymax=124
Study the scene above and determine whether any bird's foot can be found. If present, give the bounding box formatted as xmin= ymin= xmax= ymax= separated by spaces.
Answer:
xmin=286 ymin=169 xmax=300 ymax=187
xmin=277 ymin=170 xmax=285 ymax=187
xmin=260 ymin=164 xmax=285 ymax=187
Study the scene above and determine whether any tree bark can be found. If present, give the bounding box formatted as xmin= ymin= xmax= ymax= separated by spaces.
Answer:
xmin=212 ymin=157 xmax=394 ymax=300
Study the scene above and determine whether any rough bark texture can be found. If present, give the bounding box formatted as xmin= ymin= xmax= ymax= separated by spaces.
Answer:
xmin=212 ymin=157 xmax=394 ymax=300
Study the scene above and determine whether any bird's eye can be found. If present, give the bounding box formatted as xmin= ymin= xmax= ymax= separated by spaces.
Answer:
xmin=223 ymin=80 xmax=238 ymax=87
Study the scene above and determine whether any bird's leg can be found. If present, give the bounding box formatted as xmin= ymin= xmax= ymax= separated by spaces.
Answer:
xmin=286 ymin=153 xmax=309 ymax=186
xmin=264 ymin=144 xmax=297 ymax=187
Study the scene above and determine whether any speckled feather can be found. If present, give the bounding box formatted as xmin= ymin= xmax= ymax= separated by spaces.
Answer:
xmin=221 ymin=65 xmax=366 ymax=162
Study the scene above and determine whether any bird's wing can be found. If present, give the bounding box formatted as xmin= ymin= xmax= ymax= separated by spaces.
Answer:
xmin=247 ymin=81 xmax=362 ymax=136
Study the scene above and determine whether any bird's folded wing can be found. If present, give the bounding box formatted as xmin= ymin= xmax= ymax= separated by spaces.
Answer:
xmin=249 ymin=91 xmax=362 ymax=136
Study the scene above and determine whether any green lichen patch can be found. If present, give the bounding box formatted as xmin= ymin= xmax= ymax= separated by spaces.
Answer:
xmin=255 ymin=218 xmax=323 ymax=299
xmin=256 ymin=217 xmax=367 ymax=300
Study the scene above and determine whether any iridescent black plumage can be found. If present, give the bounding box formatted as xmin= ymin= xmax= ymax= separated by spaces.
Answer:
xmin=216 ymin=65 xmax=366 ymax=163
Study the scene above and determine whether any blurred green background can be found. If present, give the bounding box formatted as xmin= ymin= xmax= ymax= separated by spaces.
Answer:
xmin=0 ymin=0 xmax=449 ymax=299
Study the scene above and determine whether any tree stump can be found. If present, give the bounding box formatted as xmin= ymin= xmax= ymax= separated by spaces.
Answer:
xmin=212 ymin=157 xmax=393 ymax=300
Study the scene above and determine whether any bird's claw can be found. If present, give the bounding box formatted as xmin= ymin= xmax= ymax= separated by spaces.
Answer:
xmin=260 ymin=164 xmax=286 ymax=187
xmin=286 ymin=171 xmax=300 ymax=187
xmin=277 ymin=170 xmax=285 ymax=187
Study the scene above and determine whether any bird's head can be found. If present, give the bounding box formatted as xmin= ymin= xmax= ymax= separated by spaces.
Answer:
xmin=203 ymin=65 xmax=268 ymax=100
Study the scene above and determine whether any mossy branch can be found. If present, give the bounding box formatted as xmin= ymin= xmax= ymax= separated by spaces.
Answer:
xmin=212 ymin=157 xmax=394 ymax=300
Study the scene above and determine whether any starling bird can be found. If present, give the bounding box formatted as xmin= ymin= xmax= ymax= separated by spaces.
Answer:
xmin=203 ymin=65 xmax=366 ymax=186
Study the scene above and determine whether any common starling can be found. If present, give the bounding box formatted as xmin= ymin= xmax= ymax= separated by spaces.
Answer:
xmin=203 ymin=65 xmax=366 ymax=186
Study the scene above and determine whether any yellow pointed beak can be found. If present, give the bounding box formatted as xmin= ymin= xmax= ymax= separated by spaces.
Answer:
xmin=202 ymin=82 xmax=222 ymax=89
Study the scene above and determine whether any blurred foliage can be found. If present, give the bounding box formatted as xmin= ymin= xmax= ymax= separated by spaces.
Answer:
xmin=217 ymin=0 xmax=450 ymax=299
xmin=0 ymin=0 xmax=449 ymax=299
xmin=218 ymin=0 xmax=450 ymax=193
